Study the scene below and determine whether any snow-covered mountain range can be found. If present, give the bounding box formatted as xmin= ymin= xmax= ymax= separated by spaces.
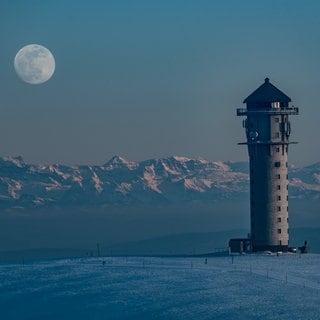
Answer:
xmin=0 ymin=155 xmax=319 ymax=210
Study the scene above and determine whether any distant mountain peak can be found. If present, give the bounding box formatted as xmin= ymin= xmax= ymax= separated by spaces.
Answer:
xmin=104 ymin=155 xmax=138 ymax=170
xmin=171 ymin=156 xmax=192 ymax=162
xmin=2 ymin=155 xmax=25 ymax=168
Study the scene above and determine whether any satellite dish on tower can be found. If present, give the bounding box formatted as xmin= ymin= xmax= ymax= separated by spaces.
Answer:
xmin=249 ymin=131 xmax=258 ymax=140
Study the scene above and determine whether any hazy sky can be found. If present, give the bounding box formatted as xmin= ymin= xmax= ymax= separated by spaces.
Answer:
xmin=1 ymin=0 xmax=320 ymax=166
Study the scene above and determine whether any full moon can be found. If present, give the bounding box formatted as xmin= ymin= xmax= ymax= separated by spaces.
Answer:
xmin=14 ymin=44 xmax=55 ymax=84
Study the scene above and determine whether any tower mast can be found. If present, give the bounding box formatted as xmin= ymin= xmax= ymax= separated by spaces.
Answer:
xmin=237 ymin=78 xmax=299 ymax=252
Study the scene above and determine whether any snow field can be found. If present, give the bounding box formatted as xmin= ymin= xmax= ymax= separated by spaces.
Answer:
xmin=0 ymin=254 xmax=320 ymax=319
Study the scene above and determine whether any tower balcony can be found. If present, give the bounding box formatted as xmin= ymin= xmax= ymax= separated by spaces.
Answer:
xmin=238 ymin=140 xmax=298 ymax=145
xmin=236 ymin=107 xmax=299 ymax=116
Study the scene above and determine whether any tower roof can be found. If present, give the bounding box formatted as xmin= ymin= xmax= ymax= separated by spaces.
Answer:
xmin=243 ymin=78 xmax=291 ymax=104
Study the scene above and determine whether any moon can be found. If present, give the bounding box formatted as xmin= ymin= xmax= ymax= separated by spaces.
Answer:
xmin=14 ymin=44 xmax=55 ymax=84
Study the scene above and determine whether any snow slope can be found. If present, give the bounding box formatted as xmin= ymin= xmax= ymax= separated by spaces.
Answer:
xmin=1 ymin=254 xmax=320 ymax=319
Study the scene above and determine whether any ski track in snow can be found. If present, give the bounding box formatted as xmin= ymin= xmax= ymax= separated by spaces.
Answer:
xmin=1 ymin=254 xmax=320 ymax=319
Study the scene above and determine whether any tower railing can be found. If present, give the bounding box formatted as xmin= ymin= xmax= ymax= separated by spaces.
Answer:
xmin=237 ymin=107 xmax=299 ymax=116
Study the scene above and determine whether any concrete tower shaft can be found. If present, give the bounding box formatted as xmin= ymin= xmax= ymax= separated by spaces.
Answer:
xmin=237 ymin=78 xmax=299 ymax=252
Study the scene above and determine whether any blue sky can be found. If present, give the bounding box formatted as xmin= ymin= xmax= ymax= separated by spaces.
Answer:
xmin=1 ymin=0 xmax=320 ymax=165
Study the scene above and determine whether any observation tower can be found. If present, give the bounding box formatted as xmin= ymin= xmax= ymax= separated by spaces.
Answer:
xmin=237 ymin=78 xmax=299 ymax=252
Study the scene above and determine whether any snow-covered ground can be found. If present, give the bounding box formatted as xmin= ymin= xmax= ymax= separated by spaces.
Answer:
xmin=1 ymin=254 xmax=320 ymax=320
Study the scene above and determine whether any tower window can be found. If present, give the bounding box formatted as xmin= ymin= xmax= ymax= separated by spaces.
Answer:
xmin=276 ymin=174 xmax=281 ymax=179
xmin=276 ymin=147 xmax=280 ymax=152
xmin=272 ymin=102 xmax=280 ymax=109
xmin=277 ymin=185 xmax=281 ymax=190
xmin=278 ymin=229 xmax=282 ymax=234
xmin=277 ymin=206 xmax=281 ymax=211
xmin=277 ymin=195 xmax=281 ymax=201
xmin=277 ymin=217 xmax=281 ymax=222
xmin=275 ymin=162 xmax=281 ymax=167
